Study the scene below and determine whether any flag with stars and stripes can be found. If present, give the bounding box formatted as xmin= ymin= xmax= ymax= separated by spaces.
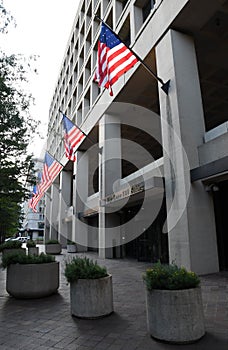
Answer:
xmin=30 ymin=190 xmax=43 ymax=213
xmin=28 ymin=185 xmax=39 ymax=212
xmin=29 ymin=154 xmax=63 ymax=212
xmin=94 ymin=23 xmax=138 ymax=96
xmin=62 ymin=114 xmax=85 ymax=162
xmin=39 ymin=153 xmax=63 ymax=194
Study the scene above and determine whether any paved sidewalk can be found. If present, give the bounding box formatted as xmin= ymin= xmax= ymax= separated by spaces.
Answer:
xmin=0 ymin=246 xmax=227 ymax=350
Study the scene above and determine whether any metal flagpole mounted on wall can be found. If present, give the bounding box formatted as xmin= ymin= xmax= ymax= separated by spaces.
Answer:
xmin=94 ymin=15 xmax=170 ymax=95
xmin=46 ymin=150 xmax=64 ymax=168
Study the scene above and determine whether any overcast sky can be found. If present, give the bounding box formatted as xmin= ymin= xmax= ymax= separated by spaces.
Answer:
xmin=1 ymin=0 xmax=80 ymax=157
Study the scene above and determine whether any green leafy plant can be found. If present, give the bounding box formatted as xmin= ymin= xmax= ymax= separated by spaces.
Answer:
xmin=46 ymin=239 xmax=60 ymax=245
xmin=67 ymin=240 xmax=76 ymax=245
xmin=143 ymin=262 xmax=200 ymax=291
xmin=0 ymin=51 xmax=39 ymax=243
xmin=26 ymin=240 xmax=36 ymax=248
xmin=1 ymin=252 xmax=55 ymax=268
xmin=0 ymin=240 xmax=22 ymax=251
xmin=65 ymin=257 xmax=108 ymax=283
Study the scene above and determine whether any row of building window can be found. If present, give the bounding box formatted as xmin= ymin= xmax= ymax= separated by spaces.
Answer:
xmin=48 ymin=0 xmax=158 ymax=157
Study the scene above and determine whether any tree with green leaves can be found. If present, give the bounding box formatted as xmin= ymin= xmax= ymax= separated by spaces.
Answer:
xmin=0 ymin=1 xmax=38 ymax=242
xmin=0 ymin=0 xmax=15 ymax=33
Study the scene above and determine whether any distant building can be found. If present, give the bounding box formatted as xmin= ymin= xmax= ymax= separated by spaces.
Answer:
xmin=44 ymin=0 xmax=228 ymax=274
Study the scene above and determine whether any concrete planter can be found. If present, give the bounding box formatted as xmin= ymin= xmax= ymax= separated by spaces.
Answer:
xmin=6 ymin=262 xmax=59 ymax=299
xmin=2 ymin=248 xmax=26 ymax=256
xmin=67 ymin=244 xmax=77 ymax=253
xmin=146 ymin=287 xmax=205 ymax=343
xmin=28 ymin=247 xmax=39 ymax=256
xmin=45 ymin=243 xmax=61 ymax=255
xmin=70 ymin=274 xmax=113 ymax=319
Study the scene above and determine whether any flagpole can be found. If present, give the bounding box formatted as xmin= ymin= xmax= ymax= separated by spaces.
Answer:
xmin=94 ymin=15 xmax=170 ymax=95
xmin=59 ymin=110 xmax=87 ymax=137
xmin=46 ymin=150 xmax=64 ymax=168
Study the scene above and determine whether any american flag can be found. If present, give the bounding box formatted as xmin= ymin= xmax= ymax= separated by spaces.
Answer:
xmin=28 ymin=185 xmax=39 ymax=212
xmin=62 ymin=114 xmax=85 ymax=161
xmin=30 ymin=190 xmax=43 ymax=213
xmin=30 ymin=153 xmax=62 ymax=212
xmin=28 ymin=155 xmax=62 ymax=212
xmin=94 ymin=23 xmax=138 ymax=96
xmin=38 ymin=153 xmax=63 ymax=194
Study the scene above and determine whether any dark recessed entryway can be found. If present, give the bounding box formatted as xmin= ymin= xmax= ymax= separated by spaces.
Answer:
xmin=213 ymin=180 xmax=228 ymax=270
xmin=124 ymin=200 xmax=168 ymax=263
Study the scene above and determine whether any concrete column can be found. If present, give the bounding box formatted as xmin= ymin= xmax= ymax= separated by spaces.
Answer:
xmin=72 ymin=151 xmax=89 ymax=252
xmin=58 ymin=170 xmax=72 ymax=246
xmin=49 ymin=182 xmax=60 ymax=241
xmin=99 ymin=114 xmax=122 ymax=258
xmin=72 ymin=160 xmax=77 ymax=243
xmin=44 ymin=191 xmax=51 ymax=242
xmin=156 ymin=29 xmax=219 ymax=274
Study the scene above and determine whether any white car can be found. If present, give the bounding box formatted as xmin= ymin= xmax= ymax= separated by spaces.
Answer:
xmin=12 ymin=237 xmax=29 ymax=243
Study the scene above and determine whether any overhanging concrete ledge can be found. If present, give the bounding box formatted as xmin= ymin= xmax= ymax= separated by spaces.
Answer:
xmin=191 ymin=156 xmax=228 ymax=182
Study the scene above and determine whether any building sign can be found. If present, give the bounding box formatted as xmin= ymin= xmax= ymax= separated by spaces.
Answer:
xmin=80 ymin=207 xmax=99 ymax=218
xmin=79 ymin=182 xmax=145 ymax=217
xmin=102 ymin=182 xmax=144 ymax=206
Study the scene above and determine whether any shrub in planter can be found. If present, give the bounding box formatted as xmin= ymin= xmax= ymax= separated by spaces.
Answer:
xmin=0 ymin=240 xmax=26 ymax=256
xmin=46 ymin=239 xmax=59 ymax=244
xmin=0 ymin=240 xmax=22 ymax=251
xmin=26 ymin=240 xmax=36 ymax=248
xmin=26 ymin=240 xmax=39 ymax=256
xmin=67 ymin=240 xmax=77 ymax=253
xmin=143 ymin=263 xmax=205 ymax=344
xmin=45 ymin=239 xmax=61 ymax=255
xmin=1 ymin=252 xmax=55 ymax=268
xmin=1 ymin=252 xmax=59 ymax=299
xmin=65 ymin=257 xmax=113 ymax=319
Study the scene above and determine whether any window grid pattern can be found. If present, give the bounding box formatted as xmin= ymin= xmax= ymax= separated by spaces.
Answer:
xmin=48 ymin=0 xmax=159 ymax=157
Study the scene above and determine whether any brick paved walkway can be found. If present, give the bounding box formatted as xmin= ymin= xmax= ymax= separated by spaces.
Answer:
xmin=0 ymin=246 xmax=227 ymax=350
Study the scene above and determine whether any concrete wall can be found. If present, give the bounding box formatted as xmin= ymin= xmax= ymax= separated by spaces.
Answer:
xmin=156 ymin=29 xmax=219 ymax=274
xmin=199 ymin=132 xmax=228 ymax=166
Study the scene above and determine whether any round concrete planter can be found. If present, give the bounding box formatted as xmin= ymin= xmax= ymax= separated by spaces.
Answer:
xmin=67 ymin=244 xmax=77 ymax=253
xmin=6 ymin=262 xmax=59 ymax=299
xmin=45 ymin=243 xmax=61 ymax=255
xmin=28 ymin=247 xmax=39 ymax=256
xmin=70 ymin=274 xmax=113 ymax=319
xmin=146 ymin=287 xmax=205 ymax=344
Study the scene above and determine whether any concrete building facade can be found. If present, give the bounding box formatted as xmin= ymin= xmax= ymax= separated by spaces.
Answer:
xmin=45 ymin=0 xmax=228 ymax=274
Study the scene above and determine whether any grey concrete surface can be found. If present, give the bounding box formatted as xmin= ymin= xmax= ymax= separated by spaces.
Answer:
xmin=6 ymin=262 xmax=59 ymax=299
xmin=70 ymin=275 xmax=113 ymax=319
xmin=145 ymin=288 xmax=205 ymax=343
xmin=0 ymin=245 xmax=227 ymax=350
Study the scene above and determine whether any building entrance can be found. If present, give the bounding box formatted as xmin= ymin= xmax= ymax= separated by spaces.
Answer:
xmin=213 ymin=180 xmax=228 ymax=270
xmin=124 ymin=200 xmax=168 ymax=263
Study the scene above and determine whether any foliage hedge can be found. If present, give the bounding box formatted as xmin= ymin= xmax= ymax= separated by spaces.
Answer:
xmin=143 ymin=262 xmax=200 ymax=290
xmin=46 ymin=239 xmax=60 ymax=245
xmin=67 ymin=240 xmax=76 ymax=245
xmin=65 ymin=257 xmax=108 ymax=283
xmin=1 ymin=252 xmax=55 ymax=268
xmin=0 ymin=240 xmax=22 ymax=251
xmin=26 ymin=240 xmax=36 ymax=248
